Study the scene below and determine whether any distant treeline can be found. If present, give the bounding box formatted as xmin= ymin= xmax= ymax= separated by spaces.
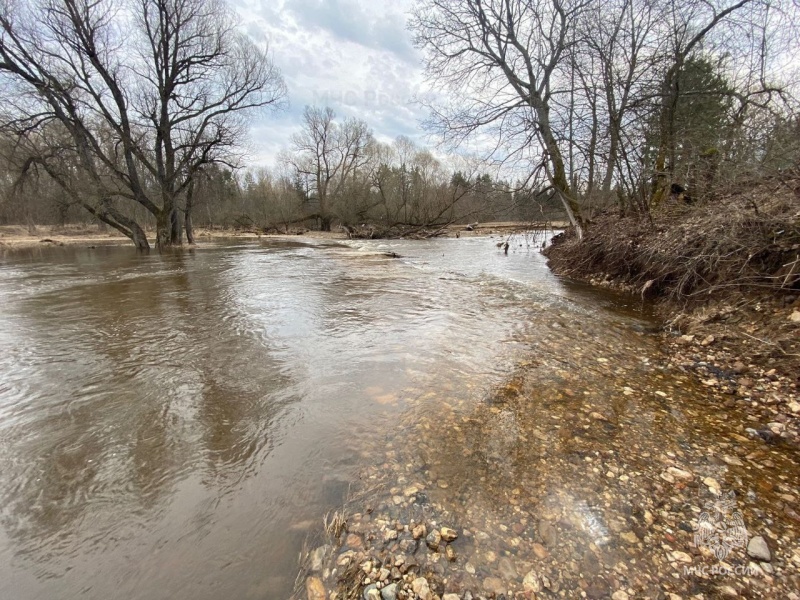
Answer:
xmin=0 ymin=127 xmax=568 ymax=233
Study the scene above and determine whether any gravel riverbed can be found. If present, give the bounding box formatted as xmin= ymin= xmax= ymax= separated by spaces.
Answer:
xmin=298 ymin=314 xmax=800 ymax=600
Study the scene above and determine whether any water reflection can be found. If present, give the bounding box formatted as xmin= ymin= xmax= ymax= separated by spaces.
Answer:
xmin=0 ymin=244 xmax=313 ymax=598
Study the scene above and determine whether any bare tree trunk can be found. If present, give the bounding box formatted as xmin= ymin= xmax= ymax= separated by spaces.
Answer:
xmin=650 ymin=67 xmax=679 ymax=208
xmin=129 ymin=222 xmax=150 ymax=250
xmin=170 ymin=208 xmax=182 ymax=246
xmin=185 ymin=211 xmax=194 ymax=244
xmin=84 ymin=201 xmax=150 ymax=250
xmin=601 ymin=130 xmax=619 ymax=195
xmin=156 ymin=210 xmax=172 ymax=250
xmin=318 ymin=187 xmax=331 ymax=231
xmin=586 ymin=96 xmax=598 ymax=200
xmin=185 ymin=179 xmax=195 ymax=244
xmin=542 ymin=122 xmax=583 ymax=237
xmin=555 ymin=190 xmax=583 ymax=241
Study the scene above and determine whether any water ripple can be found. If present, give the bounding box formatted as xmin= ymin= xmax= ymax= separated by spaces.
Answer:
xmin=0 ymin=236 xmax=651 ymax=600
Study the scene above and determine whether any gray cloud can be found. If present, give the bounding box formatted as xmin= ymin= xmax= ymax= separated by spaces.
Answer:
xmin=282 ymin=0 xmax=418 ymax=64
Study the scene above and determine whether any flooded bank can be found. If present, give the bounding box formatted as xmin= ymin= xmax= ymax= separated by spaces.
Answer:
xmin=0 ymin=237 xmax=797 ymax=600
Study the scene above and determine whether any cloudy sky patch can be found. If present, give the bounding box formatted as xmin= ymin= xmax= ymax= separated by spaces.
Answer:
xmin=233 ymin=0 xmax=427 ymax=166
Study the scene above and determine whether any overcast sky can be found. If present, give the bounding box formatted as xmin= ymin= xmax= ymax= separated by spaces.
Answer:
xmin=232 ymin=0 xmax=429 ymax=167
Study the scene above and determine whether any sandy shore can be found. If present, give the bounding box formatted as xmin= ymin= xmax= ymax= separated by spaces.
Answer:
xmin=0 ymin=225 xmax=132 ymax=249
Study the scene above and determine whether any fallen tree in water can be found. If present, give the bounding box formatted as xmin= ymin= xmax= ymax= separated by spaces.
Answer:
xmin=341 ymin=222 xmax=452 ymax=240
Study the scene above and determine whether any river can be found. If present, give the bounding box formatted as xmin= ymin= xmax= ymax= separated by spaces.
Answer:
xmin=0 ymin=236 xmax=797 ymax=599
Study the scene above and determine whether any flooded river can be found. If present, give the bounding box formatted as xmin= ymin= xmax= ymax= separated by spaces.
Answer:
xmin=0 ymin=237 xmax=797 ymax=600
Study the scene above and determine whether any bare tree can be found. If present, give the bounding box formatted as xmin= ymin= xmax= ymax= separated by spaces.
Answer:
xmin=410 ymin=0 xmax=591 ymax=238
xmin=582 ymin=0 xmax=659 ymax=206
xmin=411 ymin=0 xmax=797 ymax=231
xmin=287 ymin=106 xmax=372 ymax=231
xmin=0 ymin=0 xmax=286 ymax=249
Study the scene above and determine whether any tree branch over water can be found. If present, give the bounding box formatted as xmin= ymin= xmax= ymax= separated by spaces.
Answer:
xmin=0 ymin=0 xmax=286 ymax=249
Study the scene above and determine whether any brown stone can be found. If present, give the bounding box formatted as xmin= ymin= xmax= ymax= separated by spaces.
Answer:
xmin=440 ymin=526 xmax=458 ymax=542
xmin=539 ymin=520 xmax=557 ymax=546
xmin=532 ymin=543 xmax=549 ymax=559
xmin=483 ymin=577 xmax=505 ymax=596
xmin=305 ymin=577 xmax=326 ymax=600
xmin=345 ymin=533 xmax=363 ymax=549
xmin=445 ymin=545 xmax=457 ymax=562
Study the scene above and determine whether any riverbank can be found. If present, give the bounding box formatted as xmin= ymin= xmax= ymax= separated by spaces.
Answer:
xmin=0 ymin=224 xmax=279 ymax=250
xmin=297 ymin=321 xmax=800 ymax=600
xmin=541 ymin=176 xmax=799 ymax=450
xmin=0 ymin=221 xmax=565 ymax=252
xmin=0 ymin=224 xmax=131 ymax=250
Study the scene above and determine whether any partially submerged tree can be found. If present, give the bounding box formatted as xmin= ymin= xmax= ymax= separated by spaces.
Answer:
xmin=0 ymin=0 xmax=286 ymax=249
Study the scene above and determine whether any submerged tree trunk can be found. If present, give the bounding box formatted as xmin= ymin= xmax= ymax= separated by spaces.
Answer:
xmin=156 ymin=210 xmax=172 ymax=250
xmin=185 ymin=211 xmax=195 ymax=244
xmin=84 ymin=201 xmax=150 ymax=250
xmin=170 ymin=208 xmax=182 ymax=246
xmin=185 ymin=179 xmax=195 ymax=244
xmin=130 ymin=223 xmax=150 ymax=250
xmin=318 ymin=188 xmax=332 ymax=231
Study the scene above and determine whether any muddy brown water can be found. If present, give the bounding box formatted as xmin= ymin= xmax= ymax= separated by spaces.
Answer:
xmin=0 ymin=237 xmax=796 ymax=599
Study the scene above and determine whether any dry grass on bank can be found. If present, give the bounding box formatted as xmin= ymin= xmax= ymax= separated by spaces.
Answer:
xmin=545 ymin=173 xmax=800 ymax=301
